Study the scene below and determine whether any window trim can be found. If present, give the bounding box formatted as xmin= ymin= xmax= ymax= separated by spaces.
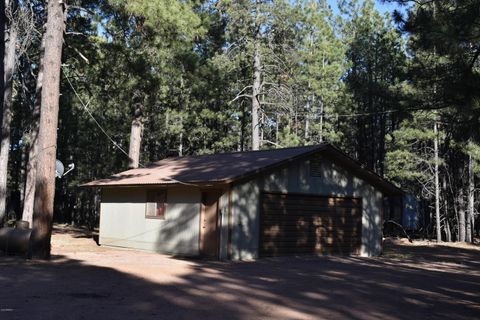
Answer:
xmin=145 ymin=189 xmax=167 ymax=220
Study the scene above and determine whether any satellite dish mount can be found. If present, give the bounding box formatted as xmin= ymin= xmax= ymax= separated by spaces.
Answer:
xmin=55 ymin=160 xmax=75 ymax=178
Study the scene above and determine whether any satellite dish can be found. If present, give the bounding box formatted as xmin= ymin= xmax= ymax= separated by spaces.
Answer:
xmin=55 ymin=160 xmax=64 ymax=178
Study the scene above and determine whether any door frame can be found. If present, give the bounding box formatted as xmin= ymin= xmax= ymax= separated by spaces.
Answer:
xmin=199 ymin=189 xmax=222 ymax=258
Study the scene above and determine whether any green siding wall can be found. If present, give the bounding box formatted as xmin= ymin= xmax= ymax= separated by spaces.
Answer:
xmin=99 ymin=186 xmax=201 ymax=256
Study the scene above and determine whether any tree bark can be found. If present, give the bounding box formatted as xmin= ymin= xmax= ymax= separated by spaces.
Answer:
xmin=445 ymin=219 xmax=451 ymax=243
xmin=240 ymin=101 xmax=246 ymax=151
xmin=304 ymin=111 xmax=309 ymax=140
xmin=251 ymin=0 xmax=261 ymax=151
xmin=0 ymin=20 xmax=17 ymax=224
xmin=432 ymin=4 xmax=442 ymax=243
xmin=275 ymin=113 xmax=279 ymax=145
xmin=178 ymin=131 xmax=183 ymax=157
xmin=458 ymin=186 xmax=466 ymax=242
xmin=304 ymin=86 xmax=311 ymax=141
xmin=466 ymin=153 xmax=474 ymax=242
xmin=0 ymin=0 xmax=5 ymax=123
xmin=128 ymin=101 xmax=143 ymax=168
xmin=260 ymin=112 xmax=264 ymax=147
xmin=29 ymin=0 xmax=66 ymax=259
xmin=318 ymin=97 xmax=324 ymax=143
xmin=433 ymin=120 xmax=441 ymax=242
xmin=22 ymin=34 xmax=45 ymax=226
xmin=442 ymin=175 xmax=451 ymax=242
xmin=128 ymin=118 xmax=143 ymax=168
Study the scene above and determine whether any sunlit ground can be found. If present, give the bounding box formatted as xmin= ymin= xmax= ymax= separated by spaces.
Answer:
xmin=0 ymin=225 xmax=479 ymax=320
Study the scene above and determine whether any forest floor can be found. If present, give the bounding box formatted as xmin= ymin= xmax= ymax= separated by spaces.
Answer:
xmin=1 ymin=225 xmax=479 ymax=320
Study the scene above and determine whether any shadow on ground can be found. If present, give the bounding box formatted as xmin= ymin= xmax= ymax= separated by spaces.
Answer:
xmin=0 ymin=237 xmax=479 ymax=320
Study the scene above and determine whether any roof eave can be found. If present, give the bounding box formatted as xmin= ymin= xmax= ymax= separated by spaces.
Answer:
xmin=80 ymin=180 xmax=230 ymax=188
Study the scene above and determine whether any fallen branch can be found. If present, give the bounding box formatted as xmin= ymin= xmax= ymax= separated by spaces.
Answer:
xmin=386 ymin=220 xmax=413 ymax=243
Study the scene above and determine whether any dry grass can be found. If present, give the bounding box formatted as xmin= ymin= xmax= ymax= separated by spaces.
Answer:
xmin=382 ymin=236 xmax=480 ymax=267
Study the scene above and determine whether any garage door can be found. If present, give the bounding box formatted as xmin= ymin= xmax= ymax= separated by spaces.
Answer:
xmin=260 ymin=192 xmax=362 ymax=257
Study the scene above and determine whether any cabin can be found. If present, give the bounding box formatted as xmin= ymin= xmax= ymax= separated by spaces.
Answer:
xmin=84 ymin=143 xmax=403 ymax=260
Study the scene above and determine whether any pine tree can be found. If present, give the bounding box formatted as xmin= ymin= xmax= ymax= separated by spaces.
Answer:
xmin=215 ymin=0 xmax=299 ymax=150
xmin=294 ymin=0 xmax=346 ymax=145
xmin=29 ymin=0 xmax=67 ymax=259
xmin=342 ymin=0 xmax=408 ymax=175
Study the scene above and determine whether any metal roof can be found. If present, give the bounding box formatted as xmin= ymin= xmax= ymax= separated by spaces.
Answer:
xmin=82 ymin=143 xmax=403 ymax=195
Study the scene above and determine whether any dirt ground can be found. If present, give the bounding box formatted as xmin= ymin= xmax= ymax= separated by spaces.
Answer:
xmin=1 ymin=226 xmax=479 ymax=320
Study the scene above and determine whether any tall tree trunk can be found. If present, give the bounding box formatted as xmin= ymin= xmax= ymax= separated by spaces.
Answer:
xmin=304 ymin=99 xmax=310 ymax=140
xmin=318 ymin=97 xmax=324 ymax=143
xmin=240 ymin=101 xmax=246 ymax=151
xmin=442 ymin=175 xmax=451 ymax=242
xmin=29 ymin=0 xmax=66 ymax=259
xmin=0 ymin=21 xmax=17 ymax=224
xmin=128 ymin=101 xmax=143 ymax=169
xmin=0 ymin=0 xmax=5 ymax=123
xmin=178 ymin=131 xmax=183 ymax=157
xmin=433 ymin=120 xmax=441 ymax=242
xmin=431 ymin=3 xmax=441 ymax=242
xmin=275 ymin=113 xmax=279 ymax=145
xmin=19 ymin=139 xmax=26 ymax=205
xmin=22 ymin=34 xmax=45 ymax=226
xmin=251 ymin=1 xmax=261 ymax=151
xmin=378 ymin=113 xmax=386 ymax=176
xmin=458 ymin=186 xmax=466 ymax=242
xmin=445 ymin=220 xmax=451 ymax=242
xmin=466 ymin=153 xmax=474 ymax=242
xmin=260 ymin=112 xmax=264 ymax=147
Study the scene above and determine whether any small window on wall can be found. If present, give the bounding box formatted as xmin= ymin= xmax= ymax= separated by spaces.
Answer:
xmin=145 ymin=189 xmax=167 ymax=219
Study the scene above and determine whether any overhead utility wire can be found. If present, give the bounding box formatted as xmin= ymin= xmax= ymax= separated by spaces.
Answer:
xmin=262 ymin=106 xmax=449 ymax=118
xmin=65 ymin=73 xmax=209 ymax=188
xmin=64 ymin=73 xmax=143 ymax=167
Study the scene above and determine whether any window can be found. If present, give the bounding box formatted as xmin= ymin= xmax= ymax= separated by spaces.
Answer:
xmin=145 ymin=189 xmax=167 ymax=219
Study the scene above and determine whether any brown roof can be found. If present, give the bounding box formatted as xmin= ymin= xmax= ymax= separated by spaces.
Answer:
xmin=83 ymin=144 xmax=325 ymax=187
xmin=82 ymin=143 xmax=403 ymax=195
